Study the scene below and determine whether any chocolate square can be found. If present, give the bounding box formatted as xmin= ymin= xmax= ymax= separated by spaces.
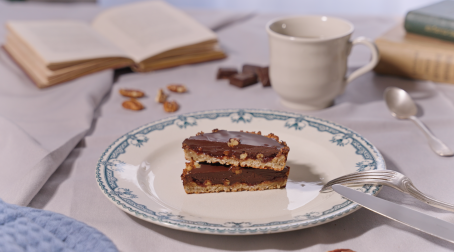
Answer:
xmin=229 ymin=72 xmax=258 ymax=88
xmin=242 ymin=64 xmax=260 ymax=75
xmin=242 ymin=64 xmax=271 ymax=87
xmin=257 ymin=66 xmax=271 ymax=87
xmin=217 ymin=67 xmax=238 ymax=79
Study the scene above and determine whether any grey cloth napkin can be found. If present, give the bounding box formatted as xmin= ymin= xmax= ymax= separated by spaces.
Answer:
xmin=0 ymin=49 xmax=113 ymax=206
xmin=0 ymin=1 xmax=112 ymax=206
xmin=30 ymin=12 xmax=454 ymax=252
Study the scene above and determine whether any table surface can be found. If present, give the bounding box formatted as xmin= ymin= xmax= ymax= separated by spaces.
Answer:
xmin=2 ymin=1 xmax=454 ymax=252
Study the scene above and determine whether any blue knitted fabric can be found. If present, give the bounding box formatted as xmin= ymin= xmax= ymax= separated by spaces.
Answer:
xmin=0 ymin=199 xmax=118 ymax=252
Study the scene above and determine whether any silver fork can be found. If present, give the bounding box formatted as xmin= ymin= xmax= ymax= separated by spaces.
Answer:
xmin=320 ymin=170 xmax=454 ymax=212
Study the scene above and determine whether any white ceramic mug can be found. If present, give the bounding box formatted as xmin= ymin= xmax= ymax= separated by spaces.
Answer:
xmin=266 ymin=16 xmax=379 ymax=110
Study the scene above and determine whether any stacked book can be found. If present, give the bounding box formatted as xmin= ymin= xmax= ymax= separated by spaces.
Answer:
xmin=374 ymin=0 xmax=454 ymax=84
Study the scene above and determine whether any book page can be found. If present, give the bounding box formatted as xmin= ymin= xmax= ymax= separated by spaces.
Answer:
xmin=7 ymin=20 xmax=130 ymax=65
xmin=92 ymin=1 xmax=218 ymax=63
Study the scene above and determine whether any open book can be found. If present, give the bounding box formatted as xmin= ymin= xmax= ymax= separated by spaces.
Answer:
xmin=3 ymin=1 xmax=226 ymax=88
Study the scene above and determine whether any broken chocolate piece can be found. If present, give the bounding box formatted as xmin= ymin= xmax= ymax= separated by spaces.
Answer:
xmin=242 ymin=64 xmax=260 ymax=75
xmin=257 ymin=66 xmax=271 ymax=87
xmin=182 ymin=130 xmax=289 ymax=170
xmin=229 ymin=72 xmax=258 ymax=88
xmin=181 ymin=162 xmax=290 ymax=194
xmin=242 ymin=64 xmax=271 ymax=87
xmin=216 ymin=67 xmax=238 ymax=79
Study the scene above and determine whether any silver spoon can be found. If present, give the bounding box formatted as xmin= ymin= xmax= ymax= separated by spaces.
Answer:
xmin=384 ymin=87 xmax=454 ymax=157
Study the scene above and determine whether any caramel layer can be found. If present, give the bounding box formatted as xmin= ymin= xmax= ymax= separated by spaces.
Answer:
xmin=181 ymin=162 xmax=290 ymax=186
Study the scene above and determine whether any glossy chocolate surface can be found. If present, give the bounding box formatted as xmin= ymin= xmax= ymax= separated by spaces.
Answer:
xmin=182 ymin=163 xmax=289 ymax=186
xmin=183 ymin=130 xmax=285 ymax=161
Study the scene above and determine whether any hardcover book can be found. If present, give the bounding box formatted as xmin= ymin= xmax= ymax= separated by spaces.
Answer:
xmin=3 ymin=1 xmax=226 ymax=88
xmin=405 ymin=0 xmax=454 ymax=42
xmin=374 ymin=24 xmax=454 ymax=84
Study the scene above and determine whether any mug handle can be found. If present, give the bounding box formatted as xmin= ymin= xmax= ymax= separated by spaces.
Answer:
xmin=344 ymin=37 xmax=379 ymax=86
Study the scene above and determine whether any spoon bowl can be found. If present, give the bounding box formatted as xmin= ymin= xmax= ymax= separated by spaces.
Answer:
xmin=384 ymin=87 xmax=418 ymax=119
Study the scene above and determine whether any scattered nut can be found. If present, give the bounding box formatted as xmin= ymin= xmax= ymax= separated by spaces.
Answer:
xmin=223 ymin=150 xmax=230 ymax=156
xmin=155 ymin=88 xmax=168 ymax=103
xmin=228 ymin=138 xmax=240 ymax=147
xmin=256 ymin=153 xmax=264 ymax=159
xmin=119 ymin=88 xmax=145 ymax=98
xmin=240 ymin=153 xmax=248 ymax=160
xmin=186 ymin=165 xmax=193 ymax=171
xmin=122 ymin=98 xmax=144 ymax=111
xmin=234 ymin=169 xmax=242 ymax=175
xmin=167 ymin=84 xmax=187 ymax=93
xmin=224 ymin=179 xmax=230 ymax=186
xmin=194 ymin=162 xmax=201 ymax=168
xmin=204 ymin=180 xmax=212 ymax=186
xmin=196 ymin=131 xmax=204 ymax=136
xmin=163 ymin=101 xmax=179 ymax=113
xmin=212 ymin=128 xmax=219 ymax=133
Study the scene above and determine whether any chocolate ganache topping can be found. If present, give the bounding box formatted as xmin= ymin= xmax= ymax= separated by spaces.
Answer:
xmin=182 ymin=130 xmax=285 ymax=160
xmin=182 ymin=163 xmax=289 ymax=186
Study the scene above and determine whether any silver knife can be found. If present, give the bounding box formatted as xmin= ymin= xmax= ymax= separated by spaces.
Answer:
xmin=332 ymin=184 xmax=454 ymax=243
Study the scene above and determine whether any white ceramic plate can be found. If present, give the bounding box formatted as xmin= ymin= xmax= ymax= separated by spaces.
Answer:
xmin=96 ymin=109 xmax=385 ymax=235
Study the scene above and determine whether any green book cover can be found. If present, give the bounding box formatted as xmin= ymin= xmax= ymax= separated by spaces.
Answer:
xmin=405 ymin=0 xmax=454 ymax=42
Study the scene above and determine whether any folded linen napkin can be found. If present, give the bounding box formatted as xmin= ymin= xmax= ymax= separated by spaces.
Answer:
xmin=0 ymin=49 xmax=113 ymax=206
xmin=0 ymin=198 xmax=118 ymax=252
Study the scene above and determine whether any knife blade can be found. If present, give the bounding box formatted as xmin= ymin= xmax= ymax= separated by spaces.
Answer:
xmin=332 ymin=184 xmax=454 ymax=243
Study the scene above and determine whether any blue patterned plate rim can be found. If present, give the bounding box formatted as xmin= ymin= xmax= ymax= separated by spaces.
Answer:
xmin=95 ymin=108 xmax=386 ymax=235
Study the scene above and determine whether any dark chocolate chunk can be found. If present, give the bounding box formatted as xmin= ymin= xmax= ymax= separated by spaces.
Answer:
xmin=257 ymin=66 xmax=271 ymax=87
xmin=242 ymin=64 xmax=260 ymax=75
xmin=217 ymin=67 xmax=238 ymax=79
xmin=229 ymin=72 xmax=258 ymax=88
xmin=242 ymin=64 xmax=271 ymax=87
xmin=182 ymin=162 xmax=289 ymax=186
xmin=182 ymin=130 xmax=286 ymax=161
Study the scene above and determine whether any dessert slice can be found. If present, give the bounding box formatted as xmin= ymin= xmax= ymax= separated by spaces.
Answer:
xmin=181 ymin=161 xmax=290 ymax=194
xmin=182 ymin=129 xmax=290 ymax=171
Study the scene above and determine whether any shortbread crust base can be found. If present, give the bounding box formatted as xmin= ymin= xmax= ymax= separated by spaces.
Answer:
xmin=183 ymin=180 xmax=287 ymax=194
xmin=184 ymin=149 xmax=287 ymax=171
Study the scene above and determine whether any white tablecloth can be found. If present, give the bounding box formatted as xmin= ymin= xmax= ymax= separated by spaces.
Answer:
xmin=2 ymin=1 xmax=454 ymax=251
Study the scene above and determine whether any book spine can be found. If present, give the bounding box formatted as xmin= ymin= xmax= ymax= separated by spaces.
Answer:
xmin=405 ymin=11 xmax=454 ymax=42
xmin=374 ymin=39 xmax=454 ymax=84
